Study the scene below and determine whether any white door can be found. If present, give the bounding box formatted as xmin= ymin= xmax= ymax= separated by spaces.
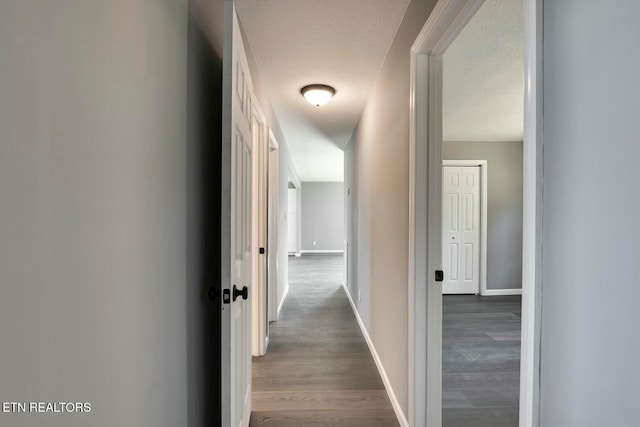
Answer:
xmin=442 ymin=166 xmax=480 ymax=294
xmin=222 ymin=6 xmax=253 ymax=427
xmin=287 ymin=188 xmax=297 ymax=253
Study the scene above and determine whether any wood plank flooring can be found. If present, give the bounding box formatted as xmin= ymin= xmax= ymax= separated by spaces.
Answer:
xmin=443 ymin=295 xmax=522 ymax=427
xmin=250 ymin=255 xmax=399 ymax=427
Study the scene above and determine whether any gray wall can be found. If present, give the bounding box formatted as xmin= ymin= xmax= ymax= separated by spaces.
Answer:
xmin=444 ymin=141 xmax=523 ymax=290
xmin=301 ymin=182 xmax=344 ymax=252
xmin=0 ymin=1 xmax=191 ymax=426
xmin=540 ymin=0 xmax=640 ymax=425
xmin=344 ymin=0 xmax=438 ymax=417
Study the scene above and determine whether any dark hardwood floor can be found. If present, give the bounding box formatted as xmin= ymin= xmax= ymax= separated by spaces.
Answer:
xmin=250 ymin=255 xmax=399 ymax=427
xmin=443 ymin=295 xmax=522 ymax=427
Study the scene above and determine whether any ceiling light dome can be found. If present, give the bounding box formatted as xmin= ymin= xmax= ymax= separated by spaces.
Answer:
xmin=301 ymin=84 xmax=335 ymax=107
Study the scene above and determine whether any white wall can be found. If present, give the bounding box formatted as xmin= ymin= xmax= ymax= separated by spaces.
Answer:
xmin=301 ymin=182 xmax=345 ymax=252
xmin=540 ymin=0 xmax=640 ymax=425
xmin=0 ymin=1 xmax=190 ymax=426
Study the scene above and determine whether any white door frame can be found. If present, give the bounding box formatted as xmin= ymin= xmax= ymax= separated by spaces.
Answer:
xmin=251 ymin=99 xmax=269 ymax=356
xmin=267 ymin=129 xmax=280 ymax=322
xmin=287 ymin=185 xmax=298 ymax=255
xmin=442 ymin=160 xmax=487 ymax=296
xmin=407 ymin=0 xmax=543 ymax=426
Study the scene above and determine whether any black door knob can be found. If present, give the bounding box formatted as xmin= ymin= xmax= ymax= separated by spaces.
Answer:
xmin=233 ymin=285 xmax=248 ymax=302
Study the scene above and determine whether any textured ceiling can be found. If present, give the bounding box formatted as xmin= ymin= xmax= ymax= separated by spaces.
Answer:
xmin=235 ymin=0 xmax=410 ymax=181
xmin=443 ymin=0 xmax=523 ymax=142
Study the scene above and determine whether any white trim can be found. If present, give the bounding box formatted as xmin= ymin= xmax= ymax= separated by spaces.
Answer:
xmin=342 ymin=283 xmax=409 ymax=427
xmin=277 ymin=284 xmax=289 ymax=317
xmin=484 ymin=288 xmax=523 ymax=296
xmin=268 ymin=128 xmax=279 ymax=150
xmin=251 ymin=94 xmax=269 ymax=357
xmin=408 ymin=0 xmax=542 ymax=426
xmin=267 ymin=132 xmax=280 ymax=323
xmin=443 ymin=160 xmax=488 ymax=296
xmin=300 ymin=249 xmax=344 ymax=254
xmin=220 ymin=3 xmax=234 ymax=426
xmin=519 ymin=0 xmax=543 ymax=426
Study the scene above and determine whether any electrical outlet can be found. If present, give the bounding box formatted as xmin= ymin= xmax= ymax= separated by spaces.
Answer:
xmin=313 ymin=241 xmax=316 ymax=246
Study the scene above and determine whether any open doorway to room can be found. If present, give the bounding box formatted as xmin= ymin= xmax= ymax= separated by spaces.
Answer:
xmin=408 ymin=0 xmax=540 ymax=426
xmin=440 ymin=1 xmax=524 ymax=425
xmin=287 ymin=182 xmax=301 ymax=256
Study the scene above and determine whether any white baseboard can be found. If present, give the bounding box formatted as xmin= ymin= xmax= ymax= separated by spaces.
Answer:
xmin=342 ymin=283 xmax=409 ymax=427
xmin=277 ymin=285 xmax=289 ymax=317
xmin=300 ymin=249 xmax=344 ymax=254
xmin=483 ymin=288 xmax=522 ymax=296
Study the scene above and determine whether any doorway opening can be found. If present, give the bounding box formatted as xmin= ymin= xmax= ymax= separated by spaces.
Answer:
xmin=287 ymin=182 xmax=301 ymax=256
xmin=408 ymin=0 xmax=542 ymax=426
xmin=439 ymin=3 xmax=525 ymax=423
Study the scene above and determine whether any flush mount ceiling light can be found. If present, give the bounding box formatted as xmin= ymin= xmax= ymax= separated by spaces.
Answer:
xmin=301 ymin=84 xmax=335 ymax=107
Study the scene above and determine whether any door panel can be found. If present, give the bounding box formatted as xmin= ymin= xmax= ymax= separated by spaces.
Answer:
xmin=223 ymin=5 xmax=253 ymax=427
xmin=442 ymin=166 xmax=480 ymax=294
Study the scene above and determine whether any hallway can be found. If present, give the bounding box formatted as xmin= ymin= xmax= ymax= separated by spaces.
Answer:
xmin=250 ymin=255 xmax=399 ymax=426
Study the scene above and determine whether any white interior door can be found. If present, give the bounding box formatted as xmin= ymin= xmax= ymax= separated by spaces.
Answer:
xmin=442 ymin=166 xmax=480 ymax=294
xmin=222 ymin=6 xmax=253 ymax=427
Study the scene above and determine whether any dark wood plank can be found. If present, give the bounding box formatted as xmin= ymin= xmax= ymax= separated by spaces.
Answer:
xmin=250 ymin=409 xmax=399 ymax=426
xmin=250 ymin=255 xmax=398 ymax=426
xmin=442 ymin=295 xmax=521 ymax=427
xmin=253 ymin=390 xmax=392 ymax=411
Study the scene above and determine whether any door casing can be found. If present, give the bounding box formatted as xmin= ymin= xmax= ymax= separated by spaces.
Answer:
xmin=251 ymin=99 xmax=269 ymax=356
xmin=407 ymin=0 xmax=543 ymax=426
xmin=267 ymin=130 xmax=280 ymax=323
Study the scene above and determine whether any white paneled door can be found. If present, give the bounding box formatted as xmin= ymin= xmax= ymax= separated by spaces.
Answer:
xmin=223 ymin=5 xmax=253 ymax=427
xmin=442 ymin=166 xmax=480 ymax=294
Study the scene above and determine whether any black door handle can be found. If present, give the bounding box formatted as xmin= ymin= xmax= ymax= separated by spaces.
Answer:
xmin=233 ymin=285 xmax=248 ymax=302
